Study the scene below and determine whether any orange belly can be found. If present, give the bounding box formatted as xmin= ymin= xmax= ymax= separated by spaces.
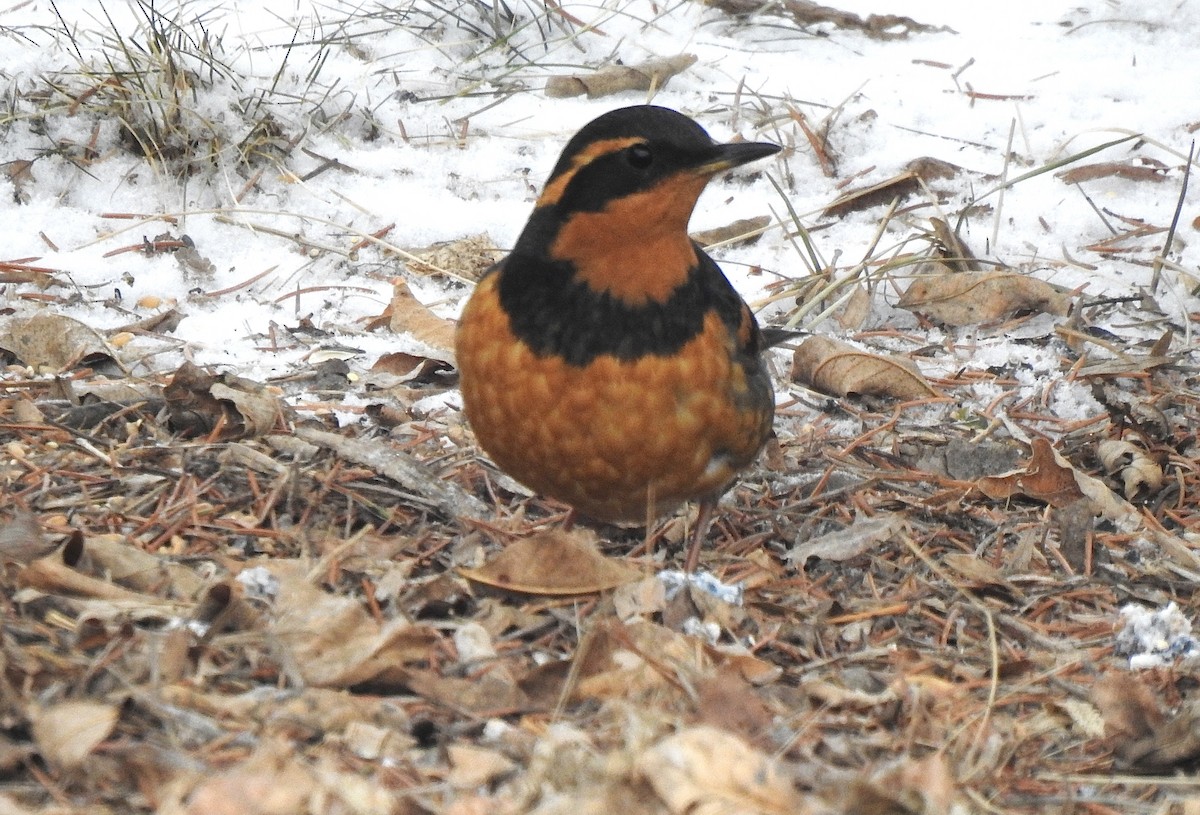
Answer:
xmin=456 ymin=272 xmax=773 ymax=524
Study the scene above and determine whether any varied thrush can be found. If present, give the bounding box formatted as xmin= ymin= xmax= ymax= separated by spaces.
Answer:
xmin=456 ymin=105 xmax=781 ymax=571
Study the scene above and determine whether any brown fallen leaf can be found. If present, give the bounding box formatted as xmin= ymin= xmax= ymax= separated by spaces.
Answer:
xmin=1092 ymin=673 xmax=1200 ymax=771
xmin=0 ymin=510 xmax=55 ymax=565
xmin=791 ymin=336 xmax=941 ymax=399
xmin=839 ymin=754 xmax=960 ymax=815
xmin=823 ymin=170 xmax=920 ymax=217
xmin=927 ymin=216 xmax=983 ymax=272
xmin=898 ymin=270 xmax=1072 ymax=326
xmin=974 ymin=438 xmax=1084 ymax=508
xmin=905 ymin=156 xmax=973 ymax=183
xmin=266 ymin=561 xmax=441 ymax=688
xmin=1056 ymin=158 xmax=1169 ymax=185
xmin=30 ymin=700 xmax=119 ymax=771
xmin=941 ymin=552 xmax=1022 ymax=597
xmin=690 ymin=215 xmax=772 ymax=248
xmin=1097 ymin=439 xmax=1164 ymax=499
xmin=545 ymin=54 xmax=698 ymax=99
xmin=834 ymin=283 xmax=874 ymax=330
xmin=0 ymin=312 xmax=118 ymax=372
xmin=163 ymin=361 xmax=284 ymax=439
xmin=447 ymin=743 xmax=518 ymax=788
xmin=2 ymin=158 xmax=35 ymax=203
xmin=460 ymin=529 xmax=640 ymax=596
xmin=636 ymin=726 xmax=808 ymax=815
xmin=382 ymin=277 xmax=456 ymax=365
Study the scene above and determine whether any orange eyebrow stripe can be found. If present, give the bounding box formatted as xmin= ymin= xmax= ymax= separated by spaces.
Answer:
xmin=535 ymin=137 xmax=643 ymax=208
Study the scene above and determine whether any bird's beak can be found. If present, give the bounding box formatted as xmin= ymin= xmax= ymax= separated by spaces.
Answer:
xmin=691 ymin=141 xmax=781 ymax=176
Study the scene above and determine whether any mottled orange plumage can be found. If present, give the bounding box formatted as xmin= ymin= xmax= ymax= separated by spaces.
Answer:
xmin=455 ymin=105 xmax=780 ymax=570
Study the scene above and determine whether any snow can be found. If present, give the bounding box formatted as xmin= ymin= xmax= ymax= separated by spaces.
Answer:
xmin=1115 ymin=602 xmax=1200 ymax=669
xmin=1 ymin=0 xmax=1197 ymax=418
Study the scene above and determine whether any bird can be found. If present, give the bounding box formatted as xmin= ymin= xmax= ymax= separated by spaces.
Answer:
xmin=455 ymin=104 xmax=781 ymax=572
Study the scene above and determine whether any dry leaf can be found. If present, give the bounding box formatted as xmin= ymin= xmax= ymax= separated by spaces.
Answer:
xmin=1056 ymin=158 xmax=1169 ymax=184
xmin=823 ymin=170 xmax=920 ymax=217
xmin=2 ymin=158 xmax=35 ymax=203
xmin=447 ymin=744 xmax=517 ymax=788
xmin=791 ymin=336 xmax=941 ymax=399
xmin=545 ymin=54 xmax=697 ymax=99
xmin=898 ymin=270 xmax=1072 ymax=325
xmin=403 ymin=669 xmax=530 ymax=715
xmin=163 ymin=361 xmax=283 ymax=439
xmin=834 ymin=283 xmax=873 ymax=330
xmin=636 ymin=726 xmax=808 ymax=815
xmin=840 ymin=754 xmax=959 ymax=815
xmin=0 ymin=312 xmax=117 ymax=372
xmin=0 ymin=510 xmax=55 ymax=565
xmin=30 ymin=700 xmax=119 ymax=770
xmin=460 ymin=529 xmax=640 ymax=595
xmin=690 ymin=215 xmax=772 ymax=248
xmin=267 ymin=561 xmax=440 ymax=688
xmin=1092 ymin=673 xmax=1163 ymax=742
xmin=385 ymin=277 xmax=457 ymax=365
xmin=1097 ymin=439 xmax=1164 ymax=498
xmin=786 ymin=512 xmax=906 ymax=567
xmin=1054 ymin=699 xmax=1106 ymax=739
xmin=182 ymin=746 xmax=317 ymax=815
xmin=941 ymin=552 xmax=1017 ymax=593
xmin=974 ymin=438 xmax=1084 ymax=507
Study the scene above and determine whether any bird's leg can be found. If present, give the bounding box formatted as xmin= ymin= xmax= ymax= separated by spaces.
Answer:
xmin=683 ymin=499 xmax=715 ymax=573
xmin=562 ymin=507 xmax=577 ymax=531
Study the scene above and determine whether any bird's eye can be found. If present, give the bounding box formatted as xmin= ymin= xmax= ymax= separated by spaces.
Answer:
xmin=627 ymin=143 xmax=653 ymax=169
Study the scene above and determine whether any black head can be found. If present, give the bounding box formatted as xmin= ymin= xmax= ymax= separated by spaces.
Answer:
xmin=533 ymin=105 xmax=780 ymax=215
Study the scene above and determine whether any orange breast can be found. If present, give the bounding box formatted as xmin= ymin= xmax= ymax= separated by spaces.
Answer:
xmin=455 ymin=272 xmax=774 ymax=524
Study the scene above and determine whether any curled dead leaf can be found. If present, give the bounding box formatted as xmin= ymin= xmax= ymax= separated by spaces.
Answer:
xmin=545 ymin=54 xmax=697 ymax=99
xmin=1097 ymin=439 xmax=1164 ymax=499
xmin=163 ymin=361 xmax=283 ymax=439
xmin=460 ymin=530 xmax=640 ymax=595
xmin=384 ymin=278 xmax=457 ymax=365
xmin=791 ymin=336 xmax=941 ymax=399
xmin=898 ymin=270 xmax=1072 ymax=326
